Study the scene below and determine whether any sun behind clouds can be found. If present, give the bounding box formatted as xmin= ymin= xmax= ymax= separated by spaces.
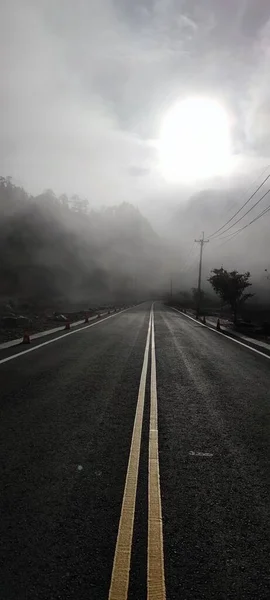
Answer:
xmin=158 ymin=97 xmax=232 ymax=183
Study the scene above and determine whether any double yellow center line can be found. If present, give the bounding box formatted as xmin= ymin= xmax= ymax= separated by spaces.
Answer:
xmin=108 ymin=306 xmax=166 ymax=600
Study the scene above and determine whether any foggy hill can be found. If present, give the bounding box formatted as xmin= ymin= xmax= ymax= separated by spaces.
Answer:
xmin=0 ymin=177 xmax=161 ymax=309
xmin=164 ymin=185 xmax=270 ymax=294
xmin=1 ymin=176 xmax=269 ymax=312
xmin=169 ymin=188 xmax=244 ymax=241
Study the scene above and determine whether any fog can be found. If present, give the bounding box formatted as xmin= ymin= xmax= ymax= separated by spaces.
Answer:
xmin=0 ymin=178 xmax=164 ymax=309
xmin=163 ymin=173 xmax=270 ymax=293
xmin=1 ymin=1 xmax=270 ymax=309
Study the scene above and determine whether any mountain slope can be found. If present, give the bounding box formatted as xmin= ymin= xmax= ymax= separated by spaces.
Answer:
xmin=0 ymin=178 xmax=161 ymax=307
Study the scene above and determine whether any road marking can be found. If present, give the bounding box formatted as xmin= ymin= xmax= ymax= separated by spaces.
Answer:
xmin=108 ymin=311 xmax=152 ymax=600
xmin=0 ymin=306 xmax=136 ymax=366
xmin=171 ymin=307 xmax=270 ymax=361
xmin=189 ymin=451 xmax=213 ymax=457
xmin=148 ymin=308 xmax=166 ymax=600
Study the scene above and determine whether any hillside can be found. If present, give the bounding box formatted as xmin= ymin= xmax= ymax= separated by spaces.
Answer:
xmin=164 ymin=186 xmax=270 ymax=294
xmin=0 ymin=177 xmax=161 ymax=311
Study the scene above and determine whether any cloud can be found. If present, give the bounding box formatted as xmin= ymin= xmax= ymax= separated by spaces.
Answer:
xmin=1 ymin=0 xmax=154 ymax=202
xmin=129 ymin=166 xmax=150 ymax=177
xmin=244 ymin=17 xmax=270 ymax=155
xmin=1 ymin=0 xmax=270 ymax=213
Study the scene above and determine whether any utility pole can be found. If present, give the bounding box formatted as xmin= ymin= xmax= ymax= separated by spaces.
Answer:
xmin=170 ymin=276 xmax=173 ymax=301
xmin=195 ymin=232 xmax=209 ymax=318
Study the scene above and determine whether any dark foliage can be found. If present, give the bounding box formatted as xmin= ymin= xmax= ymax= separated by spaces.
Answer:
xmin=0 ymin=177 xmax=160 ymax=308
xmin=208 ymin=267 xmax=253 ymax=323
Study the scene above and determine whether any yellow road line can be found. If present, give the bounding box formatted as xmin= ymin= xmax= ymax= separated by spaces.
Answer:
xmin=108 ymin=311 xmax=152 ymax=600
xmin=148 ymin=308 xmax=166 ymax=600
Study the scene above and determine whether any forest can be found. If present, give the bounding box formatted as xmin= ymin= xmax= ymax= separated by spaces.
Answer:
xmin=0 ymin=177 xmax=161 ymax=312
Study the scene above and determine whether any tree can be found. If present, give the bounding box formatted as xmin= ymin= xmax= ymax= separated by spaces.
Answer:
xmin=59 ymin=194 xmax=69 ymax=209
xmin=208 ymin=267 xmax=253 ymax=323
xmin=70 ymin=194 xmax=89 ymax=214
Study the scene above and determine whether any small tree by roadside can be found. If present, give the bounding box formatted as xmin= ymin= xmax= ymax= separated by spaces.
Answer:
xmin=208 ymin=267 xmax=253 ymax=324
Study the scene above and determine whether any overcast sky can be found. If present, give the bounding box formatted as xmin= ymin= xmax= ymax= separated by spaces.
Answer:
xmin=2 ymin=0 xmax=270 ymax=213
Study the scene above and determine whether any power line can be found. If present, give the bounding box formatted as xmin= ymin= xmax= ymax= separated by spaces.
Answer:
xmin=215 ymin=203 xmax=270 ymax=241
xmin=219 ymin=164 xmax=270 ymax=221
xmin=208 ymin=171 xmax=270 ymax=239
xmin=181 ymin=253 xmax=198 ymax=273
xmin=228 ymin=204 xmax=270 ymax=236
xmin=212 ymin=235 xmax=237 ymax=252
xmin=208 ymin=200 xmax=270 ymax=256
xmin=180 ymin=242 xmax=196 ymax=272
xmin=211 ymin=229 xmax=243 ymax=252
xmin=179 ymin=249 xmax=199 ymax=274
xmin=210 ymin=187 xmax=270 ymax=240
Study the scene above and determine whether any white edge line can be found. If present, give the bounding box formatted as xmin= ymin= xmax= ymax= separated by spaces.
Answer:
xmin=171 ymin=306 xmax=270 ymax=361
xmin=0 ymin=309 xmax=123 ymax=350
xmin=0 ymin=317 xmax=97 ymax=350
xmin=0 ymin=306 xmax=138 ymax=366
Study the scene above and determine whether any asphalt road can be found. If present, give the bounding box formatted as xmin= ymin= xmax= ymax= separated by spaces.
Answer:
xmin=1 ymin=303 xmax=270 ymax=599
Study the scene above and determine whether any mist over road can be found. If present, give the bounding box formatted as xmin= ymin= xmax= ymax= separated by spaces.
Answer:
xmin=1 ymin=303 xmax=269 ymax=599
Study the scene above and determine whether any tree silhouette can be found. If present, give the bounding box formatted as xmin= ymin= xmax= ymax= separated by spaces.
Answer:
xmin=208 ymin=267 xmax=253 ymax=323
